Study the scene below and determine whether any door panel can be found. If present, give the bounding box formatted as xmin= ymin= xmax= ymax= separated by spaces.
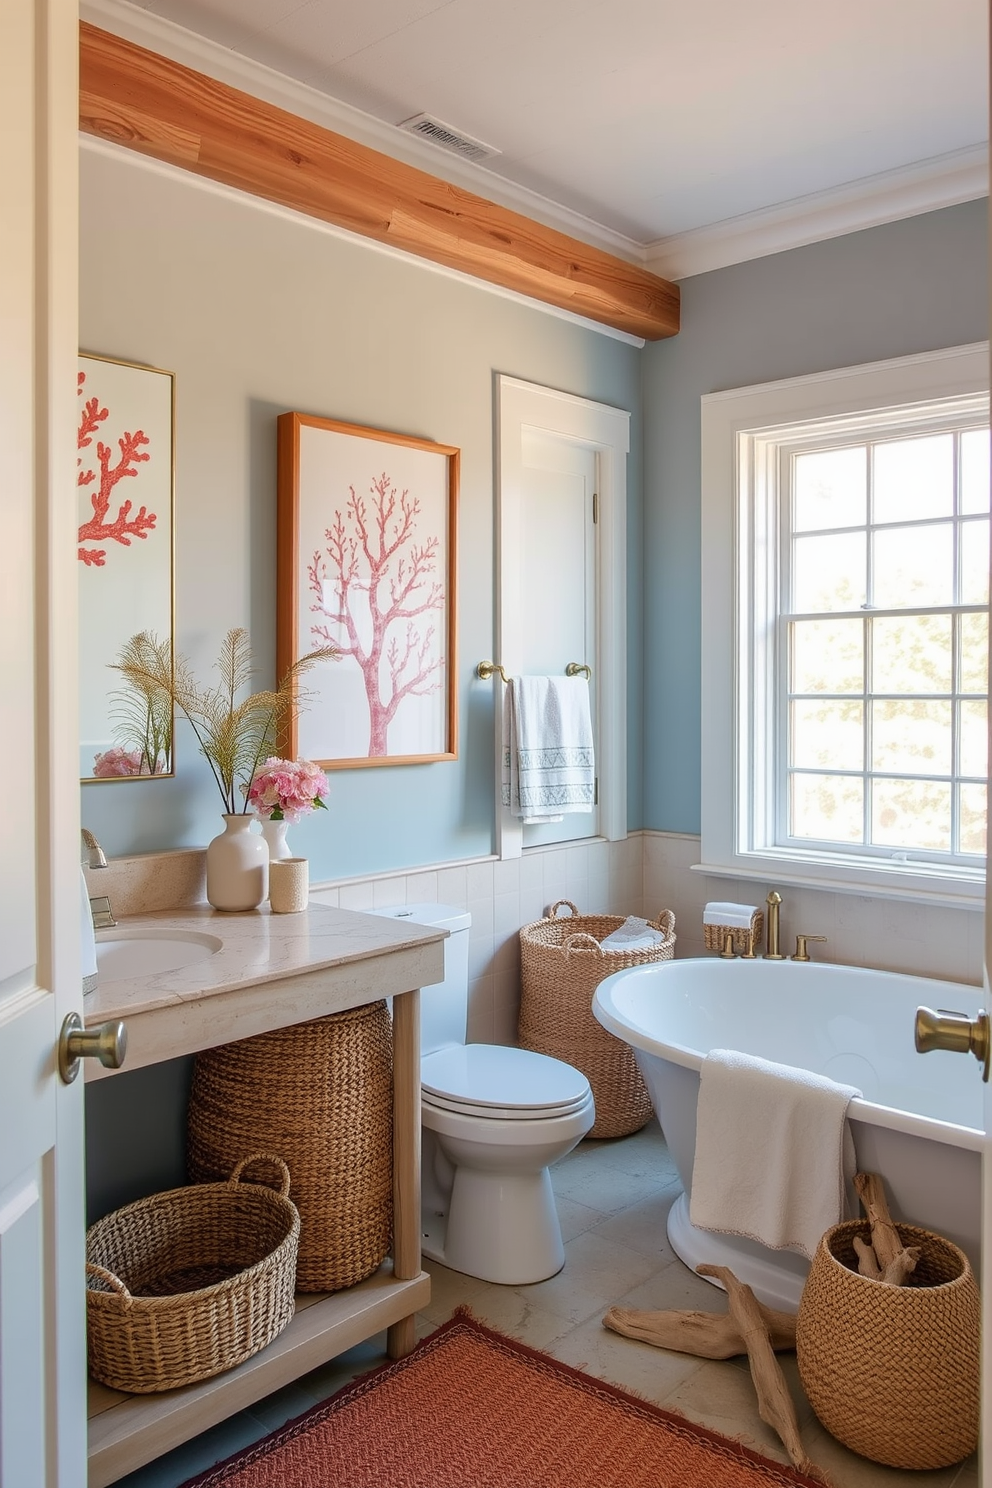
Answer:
xmin=518 ymin=430 xmax=598 ymax=848
xmin=0 ymin=0 xmax=84 ymax=1483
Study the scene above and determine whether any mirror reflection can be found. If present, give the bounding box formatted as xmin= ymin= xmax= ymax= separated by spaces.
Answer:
xmin=78 ymin=352 xmax=175 ymax=782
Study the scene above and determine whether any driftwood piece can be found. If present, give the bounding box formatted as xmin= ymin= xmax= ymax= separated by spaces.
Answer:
xmin=880 ymin=1245 xmax=920 ymax=1286
xmin=697 ymin=1265 xmax=830 ymax=1485
xmin=853 ymin=1171 xmax=903 ymax=1269
xmin=603 ymin=1303 xmax=797 ymax=1359
xmin=852 ymin=1234 xmax=882 ymax=1279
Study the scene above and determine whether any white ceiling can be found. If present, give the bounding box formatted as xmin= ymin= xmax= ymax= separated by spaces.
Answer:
xmin=96 ymin=0 xmax=988 ymax=276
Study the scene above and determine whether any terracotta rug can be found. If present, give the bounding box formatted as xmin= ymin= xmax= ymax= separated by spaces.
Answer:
xmin=183 ymin=1309 xmax=824 ymax=1488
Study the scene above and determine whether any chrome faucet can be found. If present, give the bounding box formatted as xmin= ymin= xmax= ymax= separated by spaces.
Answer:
xmin=81 ymin=829 xmax=116 ymax=927
xmin=81 ymin=827 xmax=108 ymax=869
xmin=764 ymin=890 xmax=784 ymax=959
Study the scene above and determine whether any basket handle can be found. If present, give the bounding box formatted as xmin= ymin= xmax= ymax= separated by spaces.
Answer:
xmin=85 ymin=1261 xmax=133 ymax=1306
xmin=651 ymin=909 xmax=676 ymax=938
xmin=563 ymin=932 xmax=604 ymax=957
xmin=229 ymin=1152 xmax=292 ymax=1199
xmin=548 ymin=899 xmax=580 ymax=920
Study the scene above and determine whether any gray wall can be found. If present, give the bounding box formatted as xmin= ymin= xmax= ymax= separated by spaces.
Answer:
xmin=78 ymin=144 xmax=644 ymax=876
xmin=643 ymin=198 xmax=989 ymax=833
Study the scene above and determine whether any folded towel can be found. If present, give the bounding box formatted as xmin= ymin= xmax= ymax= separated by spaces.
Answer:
xmin=702 ymin=902 xmax=758 ymax=928
xmin=501 ymin=676 xmax=595 ymax=825
xmin=689 ymin=1049 xmax=860 ymax=1260
xmin=600 ymin=916 xmax=667 ymax=951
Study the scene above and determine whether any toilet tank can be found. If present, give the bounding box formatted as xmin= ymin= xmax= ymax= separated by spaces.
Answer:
xmin=369 ymin=903 xmax=471 ymax=1056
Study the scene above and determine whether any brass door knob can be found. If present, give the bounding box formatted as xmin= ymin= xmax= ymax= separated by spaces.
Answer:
xmin=914 ymin=1005 xmax=989 ymax=1082
xmin=58 ymin=1012 xmax=127 ymax=1084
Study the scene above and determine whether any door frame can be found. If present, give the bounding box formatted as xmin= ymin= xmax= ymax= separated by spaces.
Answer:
xmin=494 ymin=375 xmax=630 ymax=860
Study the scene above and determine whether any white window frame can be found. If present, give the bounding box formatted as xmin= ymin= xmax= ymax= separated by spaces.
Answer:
xmin=699 ymin=343 xmax=990 ymax=909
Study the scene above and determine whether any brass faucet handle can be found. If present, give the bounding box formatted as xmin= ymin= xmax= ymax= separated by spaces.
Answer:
xmin=792 ymin=934 xmax=826 ymax=963
xmin=719 ymin=930 xmax=737 ymax=959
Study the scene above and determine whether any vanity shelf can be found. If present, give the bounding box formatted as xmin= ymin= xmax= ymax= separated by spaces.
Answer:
xmin=83 ymin=903 xmax=443 ymax=1486
xmin=87 ymin=1268 xmax=431 ymax=1487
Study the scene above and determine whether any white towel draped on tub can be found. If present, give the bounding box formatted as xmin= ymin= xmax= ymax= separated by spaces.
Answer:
xmin=689 ymin=1049 xmax=861 ymax=1260
xmin=501 ymin=676 xmax=595 ymax=825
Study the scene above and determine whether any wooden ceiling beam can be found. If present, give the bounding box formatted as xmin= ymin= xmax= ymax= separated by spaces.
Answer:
xmin=79 ymin=23 xmax=679 ymax=341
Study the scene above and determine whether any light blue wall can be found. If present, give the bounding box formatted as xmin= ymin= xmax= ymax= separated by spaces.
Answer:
xmin=78 ymin=147 xmax=644 ymax=877
xmin=641 ymin=199 xmax=989 ymax=834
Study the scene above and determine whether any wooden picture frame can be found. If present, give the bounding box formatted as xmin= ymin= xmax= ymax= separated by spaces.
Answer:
xmin=277 ymin=413 xmax=459 ymax=768
xmin=78 ymin=351 xmax=176 ymax=783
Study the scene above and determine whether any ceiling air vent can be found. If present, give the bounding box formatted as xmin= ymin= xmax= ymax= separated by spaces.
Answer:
xmin=398 ymin=113 xmax=501 ymax=164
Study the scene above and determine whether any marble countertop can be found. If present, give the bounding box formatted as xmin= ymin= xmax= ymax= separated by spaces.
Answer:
xmin=83 ymin=902 xmax=445 ymax=1027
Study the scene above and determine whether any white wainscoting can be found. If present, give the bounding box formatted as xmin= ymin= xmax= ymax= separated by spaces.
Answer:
xmin=312 ymin=836 xmax=644 ymax=1045
xmin=643 ymin=831 xmax=983 ymax=988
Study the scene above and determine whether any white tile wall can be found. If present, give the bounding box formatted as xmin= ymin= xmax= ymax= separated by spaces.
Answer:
xmin=311 ymin=836 xmax=644 ymax=1045
xmin=124 ymin=832 xmax=981 ymax=1049
xmin=642 ymin=831 xmax=983 ymax=987
xmin=313 ymin=829 xmax=981 ymax=1046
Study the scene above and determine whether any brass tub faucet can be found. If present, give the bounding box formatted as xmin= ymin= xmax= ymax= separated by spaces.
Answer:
xmin=764 ymin=890 xmax=783 ymax=959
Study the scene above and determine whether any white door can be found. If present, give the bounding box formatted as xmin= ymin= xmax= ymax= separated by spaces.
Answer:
xmin=0 ymin=1 xmax=85 ymax=1484
xmin=496 ymin=376 xmax=630 ymax=859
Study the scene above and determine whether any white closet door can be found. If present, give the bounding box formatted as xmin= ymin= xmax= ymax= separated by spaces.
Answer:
xmin=517 ymin=428 xmax=598 ymax=848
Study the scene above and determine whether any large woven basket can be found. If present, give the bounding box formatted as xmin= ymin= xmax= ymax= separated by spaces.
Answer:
xmin=518 ymin=901 xmax=676 ymax=1139
xmin=187 ymin=1003 xmax=393 ymax=1293
xmin=796 ymin=1219 xmax=980 ymax=1469
xmin=86 ymin=1153 xmax=299 ymax=1393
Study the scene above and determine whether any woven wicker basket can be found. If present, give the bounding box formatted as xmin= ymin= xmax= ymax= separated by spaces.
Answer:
xmin=702 ymin=910 xmax=763 ymax=955
xmin=187 ymin=1003 xmax=393 ymax=1293
xmin=86 ymin=1153 xmax=299 ymax=1393
xmin=796 ymin=1219 xmax=980 ymax=1470
xmin=518 ymin=901 xmax=676 ymax=1139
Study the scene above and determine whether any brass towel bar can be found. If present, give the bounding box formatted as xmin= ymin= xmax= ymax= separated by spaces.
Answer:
xmin=476 ymin=661 xmax=592 ymax=682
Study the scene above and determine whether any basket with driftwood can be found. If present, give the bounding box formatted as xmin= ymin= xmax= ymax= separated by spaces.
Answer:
xmin=796 ymin=1176 xmax=980 ymax=1470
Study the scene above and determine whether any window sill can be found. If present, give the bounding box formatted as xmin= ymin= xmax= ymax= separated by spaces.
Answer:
xmin=691 ymin=853 xmax=985 ymax=911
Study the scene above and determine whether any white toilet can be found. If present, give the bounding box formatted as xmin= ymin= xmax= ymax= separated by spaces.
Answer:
xmin=371 ymin=902 xmax=595 ymax=1284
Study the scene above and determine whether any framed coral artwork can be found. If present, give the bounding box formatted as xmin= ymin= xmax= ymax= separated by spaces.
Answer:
xmin=77 ymin=352 xmax=175 ymax=783
xmin=277 ymin=413 xmax=459 ymax=768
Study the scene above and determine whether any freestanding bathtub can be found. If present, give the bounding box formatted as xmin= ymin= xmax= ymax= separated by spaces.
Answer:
xmin=592 ymin=958 xmax=984 ymax=1311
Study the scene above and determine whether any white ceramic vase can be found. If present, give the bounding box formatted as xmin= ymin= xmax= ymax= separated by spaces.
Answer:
xmin=260 ymin=818 xmax=292 ymax=862
xmin=206 ymin=814 xmax=268 ymax=911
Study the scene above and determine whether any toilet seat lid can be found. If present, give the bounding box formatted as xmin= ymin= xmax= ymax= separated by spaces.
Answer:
xmin=421 ymin=1044 xmax=591 ymax=1117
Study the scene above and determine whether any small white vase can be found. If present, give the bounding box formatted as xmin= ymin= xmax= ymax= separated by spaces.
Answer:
xmin=260 ymin=818 xmax=292 ymax=862
xmin=206 ymin=814 xmax=268 ymax=912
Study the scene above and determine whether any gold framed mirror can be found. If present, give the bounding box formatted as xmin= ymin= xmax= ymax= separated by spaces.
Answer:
xmin=78 ymin=352 xmax=175 ymax=783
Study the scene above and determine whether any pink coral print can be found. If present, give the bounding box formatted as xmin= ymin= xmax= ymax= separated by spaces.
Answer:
xmin=308 ymin=472 xmax=445 ymax=756
xmin=247 ymin=757 xmax=329 ymax=823
xmin=77 ymin=369 xmax=157 ymax=566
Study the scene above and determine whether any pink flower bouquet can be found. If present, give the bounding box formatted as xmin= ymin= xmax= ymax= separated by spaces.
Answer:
xmin=93 ymin=746 xmax=166 ymax=777
xmin=246 ymin=757 xmax=329 ymax=823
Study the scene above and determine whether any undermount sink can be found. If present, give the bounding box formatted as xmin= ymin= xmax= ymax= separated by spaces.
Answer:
xmin=95 ymin=928 xmax=224 ymax=981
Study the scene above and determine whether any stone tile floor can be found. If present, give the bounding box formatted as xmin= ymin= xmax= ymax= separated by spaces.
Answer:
xmin=117 ymin=1120 xmax=980 ymax=1488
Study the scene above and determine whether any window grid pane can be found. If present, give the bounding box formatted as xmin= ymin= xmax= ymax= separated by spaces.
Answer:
xmin=784 ymin=426 xmax=988 ymax=861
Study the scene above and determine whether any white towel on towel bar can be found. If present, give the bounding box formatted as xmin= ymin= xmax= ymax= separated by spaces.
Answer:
xmin=501 ymin=675 xmax=595 ymax=825
xmin=689 ymin=1048 xmax=860 ymax=1260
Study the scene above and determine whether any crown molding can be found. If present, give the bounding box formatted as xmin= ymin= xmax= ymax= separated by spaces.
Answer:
xmin=79 ymin=0 xmax=643 ymax=266
xmin=79 ymin=0 xmax=988 ymax=286
xmin=646 ymin=145 xmax=989 ymax=281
